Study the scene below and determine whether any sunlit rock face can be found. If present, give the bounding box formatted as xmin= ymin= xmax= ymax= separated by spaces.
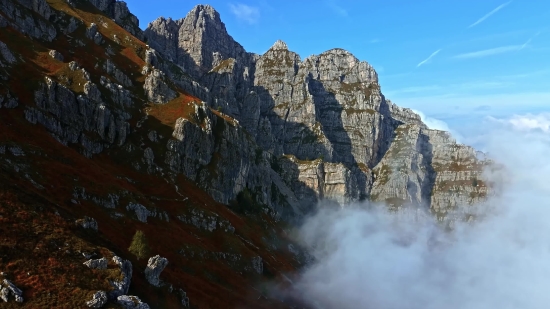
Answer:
xmin=3 ymin=0 xmax=486 ymax=224
xmin=143 ymin=4 xmax=488 ymax=219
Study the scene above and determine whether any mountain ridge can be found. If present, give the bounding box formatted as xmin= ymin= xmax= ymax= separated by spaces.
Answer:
xmin=142 ymin=3 xmax=489 ymax=216
xmin=0 ymin=0 xmax=490 ymax=308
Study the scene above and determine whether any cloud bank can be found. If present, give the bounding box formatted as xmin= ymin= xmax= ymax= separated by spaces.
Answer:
xmin=489 ymin=113 xmax=550 ymax=133
xmin=291 ymin=119 xmax=550 ymax=309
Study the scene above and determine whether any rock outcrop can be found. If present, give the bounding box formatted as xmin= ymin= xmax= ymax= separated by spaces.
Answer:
xmin=109 ymin=256 xmax=132 ymax=298
xmin=143 ymin=69 xmax=177 ymax=104
xmin=83 ymin=257 xmax=108 ymax=270
xmin=48 ymin=49 xmax=64 ymax=61
xmin=0 ymin=279 xmax=23 ymax=303
xmin=85 ymin=23 xmax=104 ymax=44
xmin=0 ymin=92 xmax=18 ymax=109
xmin=0 ymin=0 xmax=57 ymax=41
xmin=251 ymin=256 xmax=263 ymax=275
xmin=27 ymin=76 xmax=131 ymax=157
xmin=126 ymin=203 xmax=169 ymax=223
xmin=117 ymin=295 xmax=150 ymax=309
xmin=166 ymin=105 xmax=308 ymax=221
xmin=76 ymin=216 xmax=99 ymax=231
xmin=86 ymin=0 xmax=142 ymax=39
xmin=144 ymin=255 xmax=168 ymax=287
xmin=176 ymin=207 xmax=235 ymax=233
xmin=86 ymin=290 xmax=108 ymax=308
xmin=0 ymin=41 xmax=16 ymax=66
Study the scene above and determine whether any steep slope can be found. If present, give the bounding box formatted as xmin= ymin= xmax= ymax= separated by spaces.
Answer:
xmin=0 ymin=0 xmax=309 ymax=308
xmin=0 ymin=0 xmax=491 ymax=308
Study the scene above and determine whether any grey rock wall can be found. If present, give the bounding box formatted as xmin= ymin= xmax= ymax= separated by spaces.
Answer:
xmin=144 ymin=4 xmax=489 ymax=219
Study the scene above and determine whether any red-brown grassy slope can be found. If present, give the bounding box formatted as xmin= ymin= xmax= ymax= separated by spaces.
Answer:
xmin=0 ymin=110 xmax=304 ymax=309
xmin=0 ymin=0 xmax=308 ymax=308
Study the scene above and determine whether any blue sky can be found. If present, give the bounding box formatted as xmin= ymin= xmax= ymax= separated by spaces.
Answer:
xmin=127 ymin=0 xmax=550 ymax=144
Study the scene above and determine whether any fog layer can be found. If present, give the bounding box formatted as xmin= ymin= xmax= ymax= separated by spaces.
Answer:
xmin=294 ymin=125 xmax=550 ymax=309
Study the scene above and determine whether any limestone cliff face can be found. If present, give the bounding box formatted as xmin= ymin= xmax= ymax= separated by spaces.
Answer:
xmin=165 ymin=103 xmax=308 ymax=221
xmin=144 ymin=5 xmax=256 ymax=81
xmin=144 ymin=4 xmax=489 ymax=217
xmin=0 ymin=0 xmax=487 ymax=223
xmin=87 ymin=0 xmax=142 ymax=39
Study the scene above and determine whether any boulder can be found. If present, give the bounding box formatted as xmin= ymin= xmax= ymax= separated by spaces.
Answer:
xmin=116 ymin=295 xmax=150 ymax=309
xmin=86 ymin=290 xmax=107 ymax=308
xmin=1 ymin=279 xmax=23 ymax=303
xmin=76 ymin=216 xmax=98 ymax=231
xmin=0 ymin=41 xmax=16 ymax=65
xmin=48 ymin=50 xmax=64 ymax=61
xmin=126 ymin=203 xmax=151 ymax=223
xmin=109 ymin=256 xmax=132 ymax=298
xmin=144 ymin=255 xmax=168 ymax=287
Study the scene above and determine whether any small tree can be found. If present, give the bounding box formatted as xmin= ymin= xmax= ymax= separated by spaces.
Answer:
xmin=128 ymin=230 xmax=150 ymax=260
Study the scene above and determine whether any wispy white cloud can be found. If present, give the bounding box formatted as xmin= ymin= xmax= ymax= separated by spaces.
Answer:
xmin=468 ymin=1 xmax=512 ymax=28
xmin=228 ymin=3 xmax=260 ymax=24
xmin=453 ymin=31 xmax=540 ymax=59
xmin=453 ymin=45 xmax=522 ymax=59
xmin=412 ymin=109 xmax=451 ymax=132
xmin=417 ymin=49 xmax=441 ymax=67
xmin=325 ymin=0 xmax=347 ymax=17
xmin=491 ymin=113 xmax=550 ymax=133
xmin=521 ymin=31 xmax=541 ymax=49
xmin=369 ymin=38 xmax=381 ymax=44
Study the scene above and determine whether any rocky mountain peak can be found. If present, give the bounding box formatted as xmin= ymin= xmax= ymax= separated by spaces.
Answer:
xmin=271 ymin=40 xmax=289 ymax=51
xmin=187 ymin=4 xmax=221 ymax=24
xmin=145 ymin=3 xmax=251 ymax=79
xmin=301 ymin=48 xmax=378 ymax=84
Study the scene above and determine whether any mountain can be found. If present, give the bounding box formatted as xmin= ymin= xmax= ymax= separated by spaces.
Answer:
xmin=0 ymin=0 xmax=490 ymax=308
xmin=143 ymin=4 xmax=489 ymax=217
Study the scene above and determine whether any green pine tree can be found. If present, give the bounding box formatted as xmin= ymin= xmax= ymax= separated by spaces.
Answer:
xmin=128 ymin=230 xmax=151 ymax=260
